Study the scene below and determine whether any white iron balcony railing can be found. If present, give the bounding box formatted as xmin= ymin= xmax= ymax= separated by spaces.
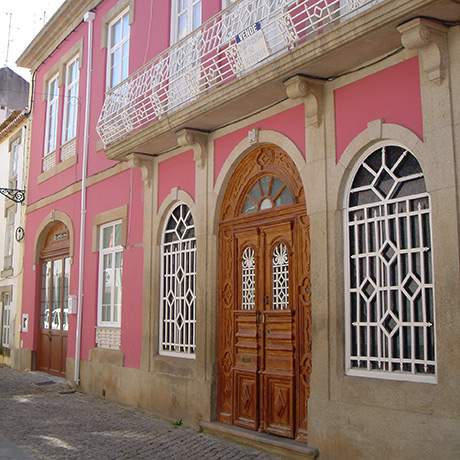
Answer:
xmin=97 ymin=0 xmax=380 ymax=147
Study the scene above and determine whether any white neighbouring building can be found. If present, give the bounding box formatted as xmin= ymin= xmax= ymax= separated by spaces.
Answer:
xmin=0 ymin=110 xmax=29 ymax=367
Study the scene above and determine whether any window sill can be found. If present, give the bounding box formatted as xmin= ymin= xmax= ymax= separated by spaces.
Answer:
xmin=37 ymin=154 xmax=77 ymax=184
xmin=151 ymin=352 xmax=196 ymax=378
xmin=346 ymin=369 xmax=437 ymax=385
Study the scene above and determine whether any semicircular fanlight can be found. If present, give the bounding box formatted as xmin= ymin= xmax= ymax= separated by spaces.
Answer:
xmin=242 ymin=175 xmax=294 ymax=214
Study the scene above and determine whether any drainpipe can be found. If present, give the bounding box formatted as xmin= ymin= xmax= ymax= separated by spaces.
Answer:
xmin=75 ymin=10 xmax=96 ymax=386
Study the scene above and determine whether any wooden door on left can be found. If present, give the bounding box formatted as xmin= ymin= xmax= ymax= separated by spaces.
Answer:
xmin=37 ymin=223 xmax=71 ymax=376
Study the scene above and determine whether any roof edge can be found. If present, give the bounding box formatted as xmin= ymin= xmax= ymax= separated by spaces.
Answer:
xmin=0 ymin=110 xmax=28 ymax=143
xmin=16 ymin=0 xmax=101 ymax=71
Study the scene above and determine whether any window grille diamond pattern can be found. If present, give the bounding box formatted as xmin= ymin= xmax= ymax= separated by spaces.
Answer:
xmin=241 ymin=247 xmax=256 ymax=310
xmin=346 ymin=146 xmax=436 ymax=379
xmin=272 ymin=242 xmax=289 ymax=310
xmin=161 ymin=204 xmax=196 ymax=356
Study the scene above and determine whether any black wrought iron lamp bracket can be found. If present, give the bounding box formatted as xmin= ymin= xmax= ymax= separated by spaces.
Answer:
xmin=0 ymin=188 xmax=25 ymax=204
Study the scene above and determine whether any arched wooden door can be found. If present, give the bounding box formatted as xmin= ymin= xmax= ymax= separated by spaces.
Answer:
xmin=217 ymin=145 xmax=312 ymax=441
xmin=37 ymin=222 xmax=71 ymax=376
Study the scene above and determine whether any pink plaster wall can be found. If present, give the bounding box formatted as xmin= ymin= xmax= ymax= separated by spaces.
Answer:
xmin=157 ymin=150 xmax=196 ymax=209
xmin=334 ymin=57 xmax=423 ymax=161
xmin=213 ymin=104 xmax=306 ymax=183
xmin=21 ymin=170 xmax=144 ymax=368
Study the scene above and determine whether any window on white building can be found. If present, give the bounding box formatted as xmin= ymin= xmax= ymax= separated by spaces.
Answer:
xmin=4 ymin=208 xmax=15 ymax=270
xmin=8 ymin=136 xmax=21 ymax=189
xmin=62 ymin=56 xmax=80 ymax=144
xmin=345 ymin=145 xmax=436 ymax=383
xmin=160 ymin=204 xmax=196 ymax=357
xmin=107 ymin=9 xmax=130 ymax=89
xmin=97 ymin=221 xmax=123 ymax=327
xmin=1 ymin=293 xmax=11 ymax=349
xmin=44 ymin=74 xmax=59 ymax=164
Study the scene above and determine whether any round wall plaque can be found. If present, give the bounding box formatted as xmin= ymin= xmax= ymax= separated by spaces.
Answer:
xmin=15 ymin=226 xmax=25 ymax=242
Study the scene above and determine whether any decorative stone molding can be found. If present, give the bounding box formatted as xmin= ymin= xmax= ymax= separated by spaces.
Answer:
xmin=398 ymin=18 xmax=448 ymax=85
xmin=176 ymin=128 xmax=209 ymax=168
xmin=284 ymin=75 xmax=323 ymax=127
xmin=127 ymin=153 xmax=153 ymax=187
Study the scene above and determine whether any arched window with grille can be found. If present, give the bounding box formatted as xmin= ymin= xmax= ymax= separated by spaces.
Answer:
xmin=160 ymin=203 xmax=196 ymax=357
xmin=345 ymin=145 xmax=436 ymax=382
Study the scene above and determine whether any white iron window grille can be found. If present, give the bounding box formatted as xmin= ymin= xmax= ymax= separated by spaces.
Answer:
xmin=107 ymin=9 xmax=130 ymax=90
xmin=241 ymin=247 xmax=256 ymax=310
xmin=97 ymin=0 xmax=382 ymax=147
xmin=272 ymin=242 xmax=289 ymax=310
xmin=44 ymin=74 xmax=59 ymax=159
xmin=160 ymin=204 xmax=197 ymax=357
xmin=97 ymin=221 xmax=123 ymax=327
xmin=345 ymin=145 xmax=436 ymax=382
xmin=1 ymin=293 xmax=11 ymax=349
xmin=62 ymin=56 xmax=80 ymax=144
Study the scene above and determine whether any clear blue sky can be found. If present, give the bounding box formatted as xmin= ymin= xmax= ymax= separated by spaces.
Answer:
xmin=0 ymin=0 xmax=65 ymax=80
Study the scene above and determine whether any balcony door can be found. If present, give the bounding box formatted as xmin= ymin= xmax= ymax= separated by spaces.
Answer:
xmin=37 ymin=223 xmax=71 ymax=376
xmin=217 ymin=145 xmax=312 ymax=441
xmin=169 ymin=0 xmax=202 ymax=110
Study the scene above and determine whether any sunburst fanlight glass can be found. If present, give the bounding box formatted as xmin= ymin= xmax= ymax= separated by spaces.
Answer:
xmin=272 ymin=243 xmax=289 ymax=310
xmin=346 ymin=145 xmax=436 ymax=381
xmin=243 ymin=175 xmax=294 ymax=214
xmin=161 ymin=204 xmax=196 ymax=357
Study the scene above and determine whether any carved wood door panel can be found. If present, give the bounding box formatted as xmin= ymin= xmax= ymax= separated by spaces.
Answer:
xmin=231 ymin=220 xmax=296 ymax=438
xmin=217 ymin=144 xmax=311 ymax=441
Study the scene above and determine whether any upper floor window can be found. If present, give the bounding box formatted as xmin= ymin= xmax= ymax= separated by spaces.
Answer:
xmin=97 ymin=221 xmax=123 ymax=327
xmin=160 ymin=204 xmax=196 ymax=358
xmin=8 ymin=136 xmax=21 ymax=189
xmin=107 ymin=10 xmax=130 ymax=89
xmin=171 ymin=0 xmax=202 ymax=43
xmin=44 ymin=75 xmax=59 ymax=156
xmin=62 ymin=56 xmax=80 ymax=143
xmin=345 ymin=145 xmax=436 ymax=383
xmin=4 ymin=207 xmax=15 ymax=270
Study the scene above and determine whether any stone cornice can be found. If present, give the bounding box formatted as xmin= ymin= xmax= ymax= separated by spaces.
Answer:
xmin=16 ymin=0 xmax=101 ymax=71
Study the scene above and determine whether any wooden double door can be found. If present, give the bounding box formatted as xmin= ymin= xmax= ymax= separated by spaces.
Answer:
xmin=232 ymin=218 xmax=297 ymax=437
xmin=217 ymin=145 xmax=311 ymax=441
xmin=37 ymin=223 xmax=71 ymax=376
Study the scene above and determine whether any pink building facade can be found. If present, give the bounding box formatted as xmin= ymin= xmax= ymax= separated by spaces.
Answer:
xmin=17 ymin=1 xmax=460 ymax=458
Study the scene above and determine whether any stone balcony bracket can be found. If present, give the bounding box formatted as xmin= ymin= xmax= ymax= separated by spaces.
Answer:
xmin=398 ymin=18 xmax=449 ymax=85
xmin=127 ymin=153 xmax=154 ymax=188
xmin=176 ymin=128 xmax=209 ymax=169
xmin=284 ymin=75 xmax=324 ymax=127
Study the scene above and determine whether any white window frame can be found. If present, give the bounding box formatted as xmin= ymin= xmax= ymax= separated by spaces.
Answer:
xmin=170 ymin=0 xmax=202 ymax=45
xmin=159 ymin=203 xmax=197 ymax=358
xmin=62 ymin=55 xmax=80 ymax=144
xmin=343 ymin=142 xmax=437 ymax=384
xmin=1 ymin=293 xmax=11 ymax=349
xmin=4 ymin=207 xmax=15 ymax=270
xmin=44 ymin=74 xmax=59 ymax=155
xmin=8 ymin=136 xmax=21 ymax=189
xmin=97 ymin=220 xmax=123 ymax=327
xmin=106 ymin=9 xmax=130 ymax=90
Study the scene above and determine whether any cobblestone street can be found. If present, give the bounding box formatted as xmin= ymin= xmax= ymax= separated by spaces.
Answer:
xmin=0 ymin=366 xmax=276 ymax=460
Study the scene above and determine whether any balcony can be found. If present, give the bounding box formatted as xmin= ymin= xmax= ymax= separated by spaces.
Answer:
xmin=97 ymin=1 xmax=385 ymax=145
xmin=96 ymin=0 xmax=456 ymax=159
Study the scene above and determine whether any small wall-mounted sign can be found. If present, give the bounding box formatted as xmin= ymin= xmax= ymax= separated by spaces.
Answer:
xmin=235 ymin=21 xmax=270 ymax=71
xmin=15 ymin=226 xmax=25 ymax=242
xmin=21 ymin=313 xmax=29 ymax=333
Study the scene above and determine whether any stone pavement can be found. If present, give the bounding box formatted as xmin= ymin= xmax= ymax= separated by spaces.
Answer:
xmin=0 ymin=366 xmax=277 ymax=460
